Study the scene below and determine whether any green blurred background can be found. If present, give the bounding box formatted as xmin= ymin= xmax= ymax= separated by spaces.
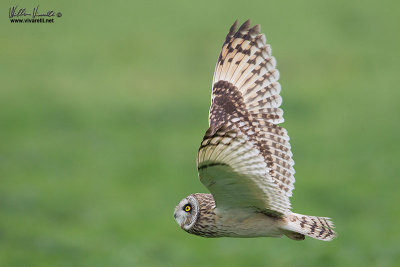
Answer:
xmin=1 ymin=0 xmax=400 ymax=266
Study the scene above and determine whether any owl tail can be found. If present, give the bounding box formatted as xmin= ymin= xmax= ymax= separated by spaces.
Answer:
xmin=281 ymin=212 xmax=337 ymax=241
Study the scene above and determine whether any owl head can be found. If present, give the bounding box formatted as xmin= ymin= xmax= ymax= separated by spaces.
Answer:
xmin=174 ymin=193 xmax=217 ymax=236
xmin=174 ymin=194 xmax=200 ymax=230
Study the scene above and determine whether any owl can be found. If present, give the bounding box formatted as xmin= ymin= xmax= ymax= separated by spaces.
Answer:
xmin=174 ymin=20 xmax=336 ymax=241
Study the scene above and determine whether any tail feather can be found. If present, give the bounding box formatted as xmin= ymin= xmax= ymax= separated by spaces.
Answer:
xmin=282 ymin=213 xmax=337 ymax=241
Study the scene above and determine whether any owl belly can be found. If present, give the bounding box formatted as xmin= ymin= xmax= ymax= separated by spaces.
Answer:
xmin=215 ymin=208 xmax=284 ymax=237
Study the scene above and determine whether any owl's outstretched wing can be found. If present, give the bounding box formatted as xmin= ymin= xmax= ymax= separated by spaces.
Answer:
xmin=197 ymin=20 xmax=295 ymax=214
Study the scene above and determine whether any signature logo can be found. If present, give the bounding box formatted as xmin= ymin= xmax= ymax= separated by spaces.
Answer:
xmin=9 ymin=5 xmax=62 ymax=22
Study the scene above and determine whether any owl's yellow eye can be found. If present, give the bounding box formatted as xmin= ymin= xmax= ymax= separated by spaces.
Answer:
xmin=184 ymin=204 xmax=191 ymax=212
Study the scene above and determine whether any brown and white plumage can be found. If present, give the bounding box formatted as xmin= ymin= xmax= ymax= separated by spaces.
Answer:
xmin=174 ymin=20 xmax=336 ymax=241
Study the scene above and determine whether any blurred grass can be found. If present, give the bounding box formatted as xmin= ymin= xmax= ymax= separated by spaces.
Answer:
xmin=1 ymin=0 xmax=400 ymax=266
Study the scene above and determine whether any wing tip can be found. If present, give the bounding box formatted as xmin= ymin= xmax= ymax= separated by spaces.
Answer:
xmin=249 ymin=24 xmax=261 ymax=36
xmin=227 ymin=20 xmax=239 ymax=39
xmin=237 ymin=20 xmax=261 ymax=35
xmin=228 ymin=19 xmax=261 ymax=40
xmin=238 ymin=19 xmax=251 ymax=33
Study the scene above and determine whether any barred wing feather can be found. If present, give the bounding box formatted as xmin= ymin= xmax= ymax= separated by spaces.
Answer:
xmin=198 ymin=125 xmax=291 ymax=214
xmin=197 ymin=20 xmax=295 ymax=214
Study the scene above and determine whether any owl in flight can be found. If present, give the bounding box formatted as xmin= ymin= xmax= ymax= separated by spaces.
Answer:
xmin=174 ymin=20 xmax=336 ymax=241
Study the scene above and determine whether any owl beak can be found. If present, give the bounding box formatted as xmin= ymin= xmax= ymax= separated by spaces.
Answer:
xmin=174 ymin=213 xmax=177 ymax=219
